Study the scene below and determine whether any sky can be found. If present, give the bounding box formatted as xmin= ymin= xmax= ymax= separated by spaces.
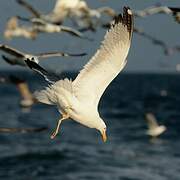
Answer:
xmin=0 ymin=0 xmax=180 ymax=73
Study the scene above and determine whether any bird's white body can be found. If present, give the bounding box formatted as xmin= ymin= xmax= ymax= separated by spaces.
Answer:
xmin=55 ymin=0 xmax=84 ymax=10
xmin=34 ymin=7 xmax=134 ymax=140
xmin=145 ymin=113 xmax=166 ymax=138
xmin=42 ymin=0 xmax=86 ymax=23
xmin=146 ymin=125 xmax=166 ymax=137
xmin=43 ymin=0 xmax=109 ymax=26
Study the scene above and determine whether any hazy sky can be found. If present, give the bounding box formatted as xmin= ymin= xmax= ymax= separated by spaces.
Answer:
xmin=0 ymin=0 xmax=180 ymax=73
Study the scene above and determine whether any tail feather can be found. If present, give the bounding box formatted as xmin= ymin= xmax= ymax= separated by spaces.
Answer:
xmin=52 ymin=78 xmax=73 ymax=94
xmin=34 ymin=88 xmax=57 ymax=105
xmin=35 ymin=78 xmax=73 ymax=105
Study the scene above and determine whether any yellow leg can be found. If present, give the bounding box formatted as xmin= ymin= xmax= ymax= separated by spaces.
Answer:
xmin=50 ymin=113 xmax=69 ymax=139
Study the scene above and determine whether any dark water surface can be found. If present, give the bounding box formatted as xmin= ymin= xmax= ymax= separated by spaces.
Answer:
xmin=0 ymin=71 xmax=180 ymax=180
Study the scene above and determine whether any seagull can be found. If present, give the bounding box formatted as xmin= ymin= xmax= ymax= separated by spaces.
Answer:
xmin=4 ymin=16 xmax=37 ymax=40
xmin=25 ymin=7 xmax=133 ymax=142
xmin=0 ymin=44 xmax=87 ymax=67
xmin=134 ymin=5 xmax=180 ymax=23
xmin=26 ymin=18 xmax=91 ymax=39
xmin=0 ymin=75 xmax=35 ymax=108
xmin=9 ymin=76 xmax=35 ymax=108
xmin=145 ymin=113 xmax=166 ymax=138
xmin=5 ymin=16 xmax=89 ymax=40
xmin=16 ymin=0 xmax=116 ymax=30
xmin=10 ymin=15 xmax=90 ymax=40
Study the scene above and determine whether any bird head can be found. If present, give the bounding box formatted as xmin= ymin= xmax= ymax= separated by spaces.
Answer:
xmin=30 ymin=57 xmax=39 ymax=64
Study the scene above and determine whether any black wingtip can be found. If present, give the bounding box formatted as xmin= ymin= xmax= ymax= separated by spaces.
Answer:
xmin=25 ymin=59 xmax=60 ymax=83
xmin=25 ymin=58 xmax=47 ymax=72
xmin=112 ymin=7 xmax=133 ymax=38
xmin=168 ymin=7 xmax=180 ymax=14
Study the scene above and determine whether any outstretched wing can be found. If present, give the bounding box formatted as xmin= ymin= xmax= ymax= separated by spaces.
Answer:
xmin=35 ymin=52 xmax=87 ymax=58
xmin=145 ymin=113 xmax=159 ymax=129
xmin=0 ymin=44 xmax=25 ymax=58
xmin=73 ymin=7 xmax=133 ymax=107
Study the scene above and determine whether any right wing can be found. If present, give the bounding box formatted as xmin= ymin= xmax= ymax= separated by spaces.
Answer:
xmin=25 ymin=59 xmax=60 ymax=83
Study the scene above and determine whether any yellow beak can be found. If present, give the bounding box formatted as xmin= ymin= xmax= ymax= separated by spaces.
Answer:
xmin=101 ymin=130 xmax=107 ymax=142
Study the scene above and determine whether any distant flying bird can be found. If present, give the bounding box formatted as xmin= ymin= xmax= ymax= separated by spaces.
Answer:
xmin=25 ymin=7 xmax=133 ymax=141
xmin=134 ymin=6 xmax=180 ymax=23
xmin=0 ymin=44 xmax=87 ymax=67
xmin=4 ymin=15 xmax=89 ymax=40
xmin=0 ymin=75 xmax=35 ymax=108
xmin=10 ymin=76 xmax=35 ymax=107
xmin=4 ymin=16 xmax=37 ymax=40
xmin=16 ymin=0 xmax=116 ymax=30
xmin=145 ymin=113 xmax=166 ymax=138
xmin=0 ymin=127 xmax=48 ymax=133
xmin=17 ymin=17 xmax=91 ymax=40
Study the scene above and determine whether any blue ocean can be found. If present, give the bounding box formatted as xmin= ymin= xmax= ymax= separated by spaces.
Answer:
xmin=0 ymin=71 xmax=180 ymax=180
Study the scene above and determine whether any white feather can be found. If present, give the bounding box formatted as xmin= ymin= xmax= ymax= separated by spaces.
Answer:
xmin=35 ymin=7 xmax=133 ymax=133
xmin=73 ymin=10 xmax=133 ymax=107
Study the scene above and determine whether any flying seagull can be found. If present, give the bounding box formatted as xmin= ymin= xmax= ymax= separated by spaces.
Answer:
xmin=16 ymin=0 xmax=116 ymax=22
xmin=134 ymin=6 xmax=180 ymax=23
xmin=168 ymin=7 xmax=180 ymax=23
xmin=25 ymin=7 xmax=133 ymax=142
xmin=24 ymin=18 xmax=91 ymax=40
xmin=9 ymin=76 xmax=35 ymax=108
xmin=16 ymin=0 xmax=116 ymax=30
xmin=4 ymin=16 xmax=37 ymax=40
xmin=0 ymin=75 xmax=36 ymax=108
xmin=0 ymin=44 xmax=87 ymax=67
xmin=145 ymin=113 xmax=166 ymax=138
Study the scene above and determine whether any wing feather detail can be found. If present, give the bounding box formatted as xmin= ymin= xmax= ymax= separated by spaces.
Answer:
xmin=73 ymin=7 xmax=133 ymax=107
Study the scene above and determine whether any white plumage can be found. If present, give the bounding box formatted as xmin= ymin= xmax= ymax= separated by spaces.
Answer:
xmin=34 ymin=7 xmax=134 ymax=141
xmin=145 ymin=113 xmax=166 ymax=138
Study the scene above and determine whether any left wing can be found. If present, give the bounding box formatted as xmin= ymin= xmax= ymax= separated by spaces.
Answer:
xmin=0 ymin=44 xmax=25 ymax=57
xmin=73 ymin=7 xmax=133 ymax=107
